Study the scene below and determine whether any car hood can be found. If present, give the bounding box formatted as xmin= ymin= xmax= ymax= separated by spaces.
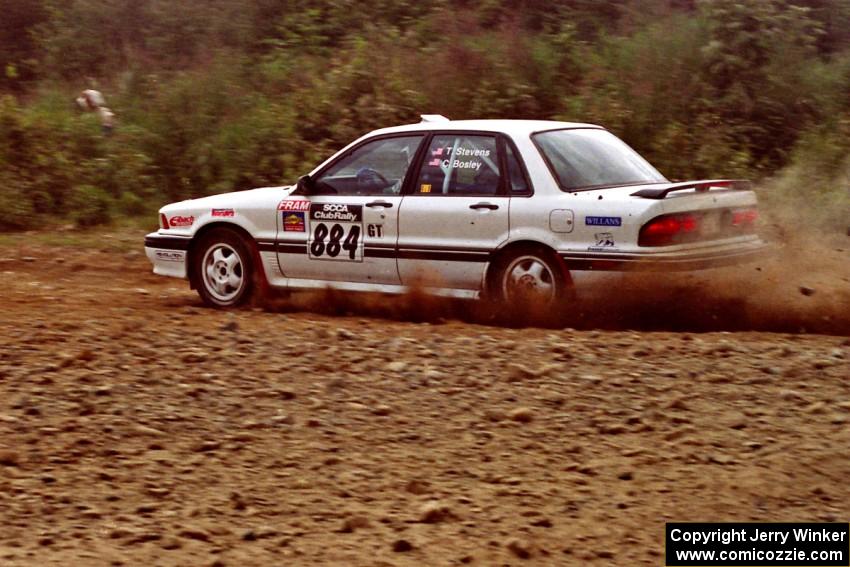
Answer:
xmin=161 ymin=185 xmax=295 ymax=213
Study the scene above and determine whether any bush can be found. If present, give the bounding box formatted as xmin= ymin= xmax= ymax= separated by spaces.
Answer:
xmin=1 ymin=1 xmax=849 ymax=232
xmin=70 ymin=184 xmax=112 ymax=227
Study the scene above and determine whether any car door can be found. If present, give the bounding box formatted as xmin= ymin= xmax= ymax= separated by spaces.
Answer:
xmin=397 ymin=133 xmax=510 ymax=290
xmin=276 ymin=135 xmax=424 ymax=285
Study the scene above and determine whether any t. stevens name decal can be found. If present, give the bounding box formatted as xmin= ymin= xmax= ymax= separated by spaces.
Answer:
xmin=585 ymin=216 xmax=622 ymax=227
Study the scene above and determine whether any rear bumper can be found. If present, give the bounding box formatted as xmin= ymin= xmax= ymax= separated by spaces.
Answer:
xmin=559 ymin=238 xmax=772 ymax=272
xmin=144 ymin=232 xmax=190 ymax=279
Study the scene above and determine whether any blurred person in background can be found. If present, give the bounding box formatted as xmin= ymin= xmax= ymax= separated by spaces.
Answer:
xmin=75 ymin=85 xmax=115 ymax=136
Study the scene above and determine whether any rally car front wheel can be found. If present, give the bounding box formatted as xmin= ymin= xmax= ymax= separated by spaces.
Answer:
xmin=192 ymin=229 xmax=256 ymax=308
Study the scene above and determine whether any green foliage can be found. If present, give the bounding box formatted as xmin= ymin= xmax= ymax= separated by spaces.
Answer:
xmin=0 ymin=0 xmax=848 ymax=231
xmin=70 ymin=184 xmax=112 ymax=226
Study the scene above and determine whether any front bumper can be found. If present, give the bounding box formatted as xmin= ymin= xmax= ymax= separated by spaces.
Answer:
xmin=559 ymin=238 xmax=772 ymax=272
xmin=144 ymin=232 xmax=191 ymax=279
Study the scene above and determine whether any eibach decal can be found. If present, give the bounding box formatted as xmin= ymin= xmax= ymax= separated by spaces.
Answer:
xmin=211 ymin=208 xmax=235 ymax=217
xmin=169 ymin=215 xmax=194 ymax=227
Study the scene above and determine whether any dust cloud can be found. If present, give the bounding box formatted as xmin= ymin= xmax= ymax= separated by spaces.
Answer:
xmin=269 ymin=210 xmax=850 ymax=335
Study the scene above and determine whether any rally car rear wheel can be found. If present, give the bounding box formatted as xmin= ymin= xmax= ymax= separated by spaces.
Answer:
xmin=490 ymin=245 xmax=573 ymax=316
xmin=192 ymin=229 xmax=255 ymax=308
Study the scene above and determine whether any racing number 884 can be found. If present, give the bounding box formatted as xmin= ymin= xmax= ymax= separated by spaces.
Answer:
xmin=310 ymin=222 xmax=361 ymax=260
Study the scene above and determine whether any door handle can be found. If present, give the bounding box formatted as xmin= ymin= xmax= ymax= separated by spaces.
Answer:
xmin=469 ymin=202 xmax=499 ymax=211
xmin=366 ymin=201 xmax=393 ymax=208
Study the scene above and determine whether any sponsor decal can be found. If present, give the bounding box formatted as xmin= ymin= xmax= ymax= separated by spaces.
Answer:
xmin=585 ymin=216 xmax=622 ymax=227
xmin=594 ymin=232 xmax=615 ymax=247
xmin=155 ymin=250 xmax=185 ymax=262
xmin=278 ymin=199 xmax=311 ymax=212
xmin=588 ymin=231 xmax=618 ymax=252
xmin=420 ymin=184 xmax=432 ymax=193
xmin=211 ymin=208 xmax=234 ymax=217
xmin=168 ymin=215 xmax=194 ymax=227
xmin=310 ymin=203 xmax=363 ymax=223
xmin=282 ymin=211 xmax=306 ymax=232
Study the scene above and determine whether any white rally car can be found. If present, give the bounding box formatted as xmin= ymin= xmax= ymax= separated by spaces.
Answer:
xmin=144 ymin=116 xmax=767 ymax=308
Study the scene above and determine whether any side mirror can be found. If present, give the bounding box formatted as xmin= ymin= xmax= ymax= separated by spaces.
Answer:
xmin=295 ymin=174 xmax=315 ymax=195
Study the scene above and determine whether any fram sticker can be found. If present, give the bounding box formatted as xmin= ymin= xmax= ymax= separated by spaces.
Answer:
xmin=420 ymin=184 xmax=432 ymax=193
xmin=211 ymin=208 xmax=234 ymax=217
xmin=585 ymin=216 xmax=622 ymax=227
xmin=169 ymin=215 xmax=194 ymax=227
xmin=279 ymin=199 xmax=311 ymax=212
xmin=282 ymin=211 xmax=306 ymax=232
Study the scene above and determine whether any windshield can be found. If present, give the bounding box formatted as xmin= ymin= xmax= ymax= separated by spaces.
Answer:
xmin=533 ymin=128 xmax=667 ymax=191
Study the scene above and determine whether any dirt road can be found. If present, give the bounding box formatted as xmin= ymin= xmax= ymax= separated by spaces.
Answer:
xmin=1 ymin=230 xmax=848 ymax=566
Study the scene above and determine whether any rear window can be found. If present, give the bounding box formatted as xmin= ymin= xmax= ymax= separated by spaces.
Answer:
xmin=533 ymin=128 xmax=666 ymax=191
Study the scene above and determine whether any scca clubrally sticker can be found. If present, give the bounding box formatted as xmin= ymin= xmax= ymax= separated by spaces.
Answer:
xmin=308 ymin=203 xmax=364 ymax=262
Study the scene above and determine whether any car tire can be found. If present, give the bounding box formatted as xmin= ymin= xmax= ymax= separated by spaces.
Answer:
xmin=489 ymin=245 xmax=573 ymax=320
xmin=192 ymin=228 xmax=256 ymax=308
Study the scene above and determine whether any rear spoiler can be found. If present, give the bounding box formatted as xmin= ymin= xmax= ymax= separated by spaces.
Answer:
xmin=631 ymin=179 xmax=752 ymax=199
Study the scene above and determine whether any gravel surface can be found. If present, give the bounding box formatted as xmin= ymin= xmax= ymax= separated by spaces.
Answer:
xmin=0 ymin=231 xmax=848 ymax=566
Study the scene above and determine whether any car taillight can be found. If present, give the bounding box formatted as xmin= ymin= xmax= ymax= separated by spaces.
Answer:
xmin=160 ymin=213 xmax=170 ymax=229
xmin=639 ymin=213 xmax=700 ymax=247
xmin=731 ymin=207 xmax=758 ymax=228
xmin=640 ymin=207 xmax=758 ymax=246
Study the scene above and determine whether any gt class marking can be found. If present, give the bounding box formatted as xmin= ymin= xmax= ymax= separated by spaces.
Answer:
xmin=367 ymin=224 xmax=384 ymax=238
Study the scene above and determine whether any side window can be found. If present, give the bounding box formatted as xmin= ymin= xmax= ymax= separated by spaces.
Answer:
xmin=505 ymin=142 xmax=530 ymax=194
xmin=415 ymin=135 xmax=501 ymax=195
xmin=315 ymin=135 xmax=423 ymax=196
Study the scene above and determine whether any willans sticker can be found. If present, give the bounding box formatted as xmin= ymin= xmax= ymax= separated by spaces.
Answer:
xmin=585 ymin=216 xmax=622 ymax=227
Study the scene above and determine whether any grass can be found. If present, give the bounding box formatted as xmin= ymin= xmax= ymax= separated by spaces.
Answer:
xmin=0 ymin=216 xmax=156 ymax=252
